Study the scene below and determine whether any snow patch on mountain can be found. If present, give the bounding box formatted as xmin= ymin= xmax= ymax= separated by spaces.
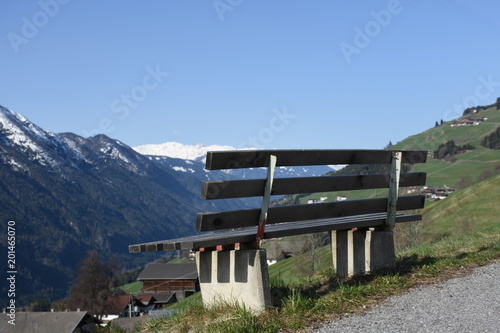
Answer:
xmin=5 ymin=156 xmax=29 ymax=173
xmin=100 ymin=144 xmax=131 ymax=164
xmin=60 ymin=135 xmax=92 ymax=164
xmin=0 ymin=106 xmax=65 ymax=169
xmin=172 ymin=166 xmax=195 ymax=173
xmin=133 ymin=141 xmax=236 ymax=161
xmin=0 ymin=107 xmax=44 ymax=153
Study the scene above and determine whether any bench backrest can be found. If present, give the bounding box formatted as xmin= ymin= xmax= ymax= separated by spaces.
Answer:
xmin=197 ymin=149 xmax=427 ymax=234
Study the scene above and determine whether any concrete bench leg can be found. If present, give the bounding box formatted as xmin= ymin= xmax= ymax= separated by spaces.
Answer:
xmin=331 ymin=229 xmax=396 ymax=278
xmin=365 ymin=230 xmax=396 ymax=273
xmin=331 ymin=230 xmax=348 ymax=278
xmin=195 ymin=249 xmax=272 ymax=314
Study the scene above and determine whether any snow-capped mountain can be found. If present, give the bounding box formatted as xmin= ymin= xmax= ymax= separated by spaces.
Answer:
xmin=0 ymin=105 xmax=153 ymax=177
xmin=134 ymin=141 xmax=235 ymax=162
xmin=134 ymin=141 xmax=340 ymax=180
xmin=0 ymin=105 xmax=76 ymax=170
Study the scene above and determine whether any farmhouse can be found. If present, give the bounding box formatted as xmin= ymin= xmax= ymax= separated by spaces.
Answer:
xmin=420 ymin=186 xmax=455 ymax=200
xmin=137 ymin=263 xmax=199 ymax=301
xmin=451 ymin=117 xmax=486 ymax=127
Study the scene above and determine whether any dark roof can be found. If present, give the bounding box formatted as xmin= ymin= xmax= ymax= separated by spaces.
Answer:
xmin=135 ymin=295 xmax=155 ymax=305
xmin=102 ymin=295 xmax=155 ymax=315
xmin=0 ymin=311 xmax=95 ymax=333
xmin=138 ymin=292 xmax=176 ymax=304
xmin=102 ymin=295 xmax=133 ymax=315
xmin=137 ymin=263 xmax=198 ymax=281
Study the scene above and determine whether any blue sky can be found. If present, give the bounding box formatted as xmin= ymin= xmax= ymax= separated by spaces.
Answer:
xmin=1 ymin=0 xmax=500 ymax=150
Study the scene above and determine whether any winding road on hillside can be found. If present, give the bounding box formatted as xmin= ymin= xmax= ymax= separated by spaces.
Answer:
xmin=313 ymin=261 xmax=500 ymax=333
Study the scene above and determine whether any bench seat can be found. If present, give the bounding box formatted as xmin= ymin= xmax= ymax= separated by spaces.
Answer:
xmin=129 ymin=212 xmax=421 ymax=253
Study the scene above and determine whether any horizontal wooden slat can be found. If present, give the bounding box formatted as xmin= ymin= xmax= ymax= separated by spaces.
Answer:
xmin=196 ymin=195 xmax=424 ymax=232
xmin=129 ymin=213 xmax=422 ymax=252
xmin=205 ymin=149 xmax=427 ymax=170
xmin=202 ymin=172 xmax=427 ymax=200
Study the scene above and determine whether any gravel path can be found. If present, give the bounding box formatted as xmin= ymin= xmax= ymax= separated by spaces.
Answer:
xmin=314 ymin=261 xmax=500 ymax=333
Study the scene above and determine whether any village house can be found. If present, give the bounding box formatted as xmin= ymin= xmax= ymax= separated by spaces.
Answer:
xmin=420 ymin=185 xmax=455 ymax=201
xmin=451 ymin=117 xmax=487 ymax=127
xmin=307 ymin=196 xmax=328 ymax=204
xmin=137 ymin=263 xmax=199 ymax=301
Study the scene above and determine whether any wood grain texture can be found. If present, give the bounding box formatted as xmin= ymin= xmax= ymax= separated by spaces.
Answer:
xmin=196 ymin=195 xmax=425 ymax=232
xmin=205 ymin=149 xmax=427 ymax=170
xmin=201 ymin=173 xmax=427 ymax=200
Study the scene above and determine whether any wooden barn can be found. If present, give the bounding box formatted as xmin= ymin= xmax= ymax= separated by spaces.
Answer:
xmin=137 ymin=263 xmax=199 ymax=301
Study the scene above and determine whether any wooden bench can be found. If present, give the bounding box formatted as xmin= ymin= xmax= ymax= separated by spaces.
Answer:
xmin=130 ymin=149 xmax=427 ymax=312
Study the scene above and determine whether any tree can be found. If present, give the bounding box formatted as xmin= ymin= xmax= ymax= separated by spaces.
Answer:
xmin=67 ymin=251 xmax=121 ymax=317
xmin=435 ymin=121 xmax=439 ymax=127
xmin=481 ymin=127 xmax=500 ymax=150
xmin=440 ymin=119 xmax=444 ymax=125
xmin=29 ymin=299 xmax=51 ymax=312
xmin=434 ymin=140 xmax=457 ymax=159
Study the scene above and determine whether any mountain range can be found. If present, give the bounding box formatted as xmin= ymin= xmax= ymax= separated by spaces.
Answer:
xmin=0 ymin=105 xmax=335 ymax=307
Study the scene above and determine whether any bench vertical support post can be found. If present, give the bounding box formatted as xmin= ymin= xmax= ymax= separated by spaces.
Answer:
xmin=256 ymin=155 xmax=277 ymax=246
xmin=196 ymin=249 xmax=272 ymax=313
xmin=386 ymin=151 xmax=402 ymax=230
xmin=330 ymin=230 xmax=348 ymax=278
xmin=332 ymin=228 xmax=396 ymax=278
xmin=348 ymin=229 xmax=367 ymax=276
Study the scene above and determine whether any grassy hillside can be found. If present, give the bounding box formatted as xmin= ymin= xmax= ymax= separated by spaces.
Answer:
xmin=410 ymin=149 xmax=500 ymax=187
xmin=392 ymin=106 xmax=500 ymax=188
xmin=419 ymin=173 xmax=500 ymax=242
xmin=268 ymin=244 xmax=331 ymax=284
xmin=392 ymin=106 xmax=500 ymax=151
